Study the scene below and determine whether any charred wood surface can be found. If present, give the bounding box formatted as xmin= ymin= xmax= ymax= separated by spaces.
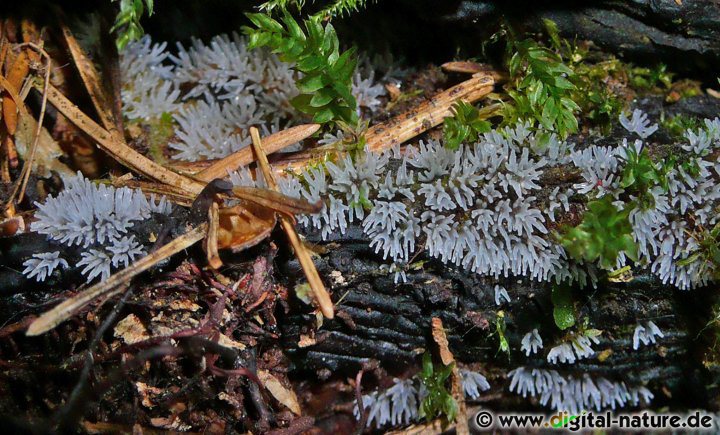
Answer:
xmin=278 ymin=234 xmax=718 ymax=410
xmin=276 ymin=95 xmax=720 ymax=411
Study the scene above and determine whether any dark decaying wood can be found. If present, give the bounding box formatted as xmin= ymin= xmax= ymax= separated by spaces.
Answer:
xmin=278 ymin=232 xmax=719 ymax=410
xmin=274 ymin=95 xmax=720 ymax=412
xmin=391 ymin=0 xmax=720 ymax=77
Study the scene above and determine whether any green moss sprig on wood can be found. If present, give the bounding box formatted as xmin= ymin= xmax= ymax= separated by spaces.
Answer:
xmin=494 ymin=311 xmax=511 ymax=358
xmin=259 ymin=0 xmax=372 ymax=18
xmin=551 ymin=283 xmax=576 ymax=330
xmin=628 ymin=64 xmax=673 ymax=91
xmin=661 ymin=113 xmax=702 ymax=138
xmin=559 ymin=196 xmax=637 ymax=270
xmin=111 ymin=0 xmax=154 ymax=50
xmin=244 ymin=11 xmax=359 ymax=126
xmin=504 ymin=37 xmax=580 ymax=138
xmin=620 ymin=145 xmax=672 ymax=209
xmin=498 ymin=20 xmax=634 ymax=135
xmin=418 ymin=352 xmax=457 ymax=423
xmin=571 ymin=60 xmax=626 ymax=132
xmin=678 ymin=222 xmax=720 ymax=283
xmin=442 ymin=101 xmax=491 ymax=150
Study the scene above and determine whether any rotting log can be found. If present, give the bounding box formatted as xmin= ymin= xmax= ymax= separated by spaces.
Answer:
xmin=277 ymin=233 xmax=718 ymax=410
xmin=345 ymin=0 xmax=720 ymax=77
xmin=273 ymin=95 xmax=720 ymax=412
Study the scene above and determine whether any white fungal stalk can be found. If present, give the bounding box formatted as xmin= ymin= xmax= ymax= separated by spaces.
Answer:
xmin=354 ymin=369 xmax=490 ymax=428
xmin=24 ymin=173 xmax=171 ymax=283
xmin=508 ymin=367 xmax=653 ymax=414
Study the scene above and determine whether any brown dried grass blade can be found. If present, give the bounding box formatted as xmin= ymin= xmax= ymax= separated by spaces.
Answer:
xmin=231 ymin=186 xmax=322 ymax=216
xmin=249 ymin=127 xmax=333 ymax=319
xmin=39 ymin=83 xmax=206 ymax=196
xmin=26 ymin=223 xmax=208 ymax=336
xmin=2 ymin=48 xmax=29 ymax=136
xmin=13 ymin=42 xmax=51 ymax=204
xmin=60 ymin=22 xmax=121 ymax=140
xmin=270 ymin=73 xmax=497 ymax=172
xmin=196 ymin=124 xmax=320 ymax=181
xmin=0 ymin=75 xmax=29 ymax=118
xmin=110 ymin=179 xmax=196 ymax=207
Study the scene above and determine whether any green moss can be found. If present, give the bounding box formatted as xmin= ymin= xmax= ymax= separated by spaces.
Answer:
xmin=660 ymin=113 xmax=702 ymax=138
xmin=244 ymin=11 xmax=358 ymax=127
xmin=552 ymin=283 xmax=576 ymax=330
xmin=628 ymin=64 xmax=673 ymax=91
xmin=620 ymin=144 xmax=672 ymax=209
xmin=571 ymin=59 xmax=626 ymax=133
xmin=559 ymin=196 xmax=637 ymax=270
xmin=499 ymin=20 xmax=630 ymax=136
xmin=443 ymin=101 xmax=492 ymax=150
xmin=418 ymin=352 xmax=457 ymax=423
xmin=494 ymin=310 xmax=511 ymax=358
xmin=111 ymin=0 xmax=154 ymax=50
xmin=145 ymin=112 xmax=175 ymax=165
xmin=678 ymin=222 xmax=720 ymax=284
xmin=503 ymin=36 xmax=579 ymax=138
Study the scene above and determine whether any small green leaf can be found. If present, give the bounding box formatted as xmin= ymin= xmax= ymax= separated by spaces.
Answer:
xmin=282 ymin=11 xmax=305 ymax=40
xmin=310 ymin=88 xmax=335 ymax=107
xmin=296 ymin=55 xmax=325 ymax=72
xmin=312 ymin=107 xmax=335 ymax=124
xmin=331 ymin=81 xmax=356 ymax=108
xmin=247 ymin=13 xmax=284 ymax=33
xmin=296 ymin=74 xmax=327 ymax=93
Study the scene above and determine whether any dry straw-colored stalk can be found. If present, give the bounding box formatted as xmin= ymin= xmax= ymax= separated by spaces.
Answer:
xmin=249 ymin=127 xmax=334 ymax=319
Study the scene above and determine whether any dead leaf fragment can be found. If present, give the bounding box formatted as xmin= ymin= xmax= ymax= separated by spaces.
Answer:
xmin=15 ymin=111 xmax=72 ymax=177
xmin=217 ymin=333 xmax=246 ymax=351
xmin=258 ymin=369 xmax=302 ymax=415
xmin=114 ymin=314 xmax=149 ymax=344
xmin=135 ymin=381 xmax=164 ymax=408
xmin=431 ymin=317 xmax=454 ymax=366
xmin=298 ymin=333 xmax=316 ymax=348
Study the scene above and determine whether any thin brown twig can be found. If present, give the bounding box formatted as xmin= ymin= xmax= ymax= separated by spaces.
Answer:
xmin=249 ymin=126 xmax=334 ymax=319
xmin=205 ymin=201 xmax=222 ymax=269
xmin=353 ymin=369 xmax=366 ymax=435
xmin=196 ymin=123 xmax=321 ymax=181
xmin=14 ymin=42 xmax=51 ymax=204
xmin=38 ymin=82 xmax=207 ymax=196
xmin=365 ymin=74 xmax=495 ymax=152
xmin=26 ymin=223 xmax=208 ymax=336
xmin=269 ymin=73 xmax=497 ymax=173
